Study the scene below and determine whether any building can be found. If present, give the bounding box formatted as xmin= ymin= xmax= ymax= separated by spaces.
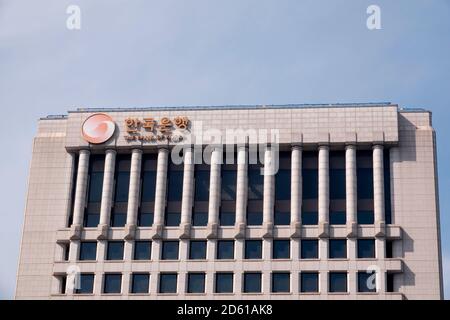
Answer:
xmin=15 ymin=103 xmax=443 ymax=300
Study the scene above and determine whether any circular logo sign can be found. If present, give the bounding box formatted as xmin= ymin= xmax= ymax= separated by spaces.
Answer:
xmin=81 ymin=113 xmax=115 ymax=144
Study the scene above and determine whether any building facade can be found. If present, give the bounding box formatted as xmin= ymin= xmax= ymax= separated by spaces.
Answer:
xmin=16 ymin=103 xmax=443 ymax=300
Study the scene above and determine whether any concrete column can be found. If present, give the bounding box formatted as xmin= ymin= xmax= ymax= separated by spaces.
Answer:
xmin=70 ymin=149 xmax=90 ymax=239
xmin=345 ymin=144 xmax=357 ymax=237
xmin=125 ymin=149 xmax=143 ymax=239
xmin=152 ymin=147 xmax=169 ymax=239
xmin=97 ymin=149 xmax=116 ymax=239
xmin=180 ymin=146 xmax=194 ymax=238
xmin=318 ymin=145 xmax=329 ymax=237
xmin=207 ymin=147 xmax=222 ymax=238
xmin=290 ymin=145 xmax=302 ymax=237
xmin=373 ymin=144 xmax=386 ymax=237
xmin=235 ymin=146 xmax=247 ymax=238
xmin=262 ymin=147 xmax=275 ymax=238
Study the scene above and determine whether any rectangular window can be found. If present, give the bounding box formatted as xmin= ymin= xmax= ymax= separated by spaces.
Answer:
xmin=167 ymin=163 xmax=183 ymax=201
xmin=384 ymin=151 xmax=392 ymax=224
xmin=248 ymin=164 xmax=264 ymax=200
xmin=386 ymin=272 xmax=395 ymax=292
xmin=83 ymin=155 xmax=104 ymax=228
xmin=300 ymin=272 xmax=319 ymax=293
xmin=79 ymin=242 xmax=97 ymax=261
xmin=134 ymin=241 xmax=151 ymax=260
xmin=110 ymin=209 xmax=127 ymax=227
xmin=165 ymin=212 xmax=181 ymax=227
xmin=386 ymin=240 xmax=394 ymax=258
xmin=329 ymin=239 xmax=347 ymax=259
xmin=106 ymin=241 xmax=124 ymax=260
xmin=357 ymin=150 xmax=374 ymax=199
xmin=131 ymin=273 xmax=149 ymax=294
xmin=161 ymin=241 xmax=179 ymax=260
xmin=302 ymin=151 xmax=318 ymax=199
xmin=273 ymin=239 xmax=290 ymax=259
xmin=246 ymin=211 xmax=263 ymax=226
xmin=75 ymin=274 xmax=94 ymax=294
xmin=357 ymin=239 xmax=375 ymax=259
xmin=57 ymin=275 xmax=67 ymax=294
xmin=159 ymin=273 xmax=177 ymax=293
xmin=84 ymin=211 xmax=100 ymax=228
xmin=245 ymin=240 xmax=262 ymax=259
xmin=63 ymin=243 xmax=70 ymax=261
xmin=274 ymin=211 xmax=290 ymax=225
xmin=109 ymin=155 xmax=131 ymax=228
xmin=275 ymin=167 xmax=291 ymax=200
xmin=329 ymin=211 xmax=346 ymax=225
xmin=221 ymin=166 xmax=236 ymax=201
xmin=358 ymin=271 xmax=376 ymax=292
xmin=189 ymin=240 xmax=207 ymax=260
xmin=217 ymin=240 xmax=234 ymax=260
xmin=103 ymin=273 xmax=122 ymax=294
xmin=329 ymin=272 xmax=347 ymax=293
xmin=219 ymin=212 xmax=235 ymax=226
xmin=215 ymin=273 xmax=233 ymax=293
xmin=138 ymin=212 xmax=154 ymax=227
xmin=302 ymin=212 xmax=318 ymax=225
xmin=243 ymin=272 xmax=262 ymax=293
xmin=192 ymin=211 xmax=208 ymax=226
xmin=194 ymin=166 xmax=210 ymax=201
xmin=301 ymin=240 xmax=319 ymax=259
xmin=187 ymin=273 xmax=206 ymax=293
xmin=357 ymin=211 xmax=374 ymax=225
xmin=138 ymin=154 xmax=157 ymax=227
xmin=272 ymin=272 xmax=290 ymax=293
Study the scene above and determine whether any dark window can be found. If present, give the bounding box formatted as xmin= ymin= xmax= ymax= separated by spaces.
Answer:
xmin=134 ymin=241 xmax=151 ymax=260
xmin=187 ymin=273 xmax=205 ymax=293
xmin=110 ymin=210 xmax=127 ymax=227
xmin=159 ymin=273 xmax=177 ymax=293
xmin=221 ymin=170 xmax=236 ymax=201
xmin=192 ymin=211 xmax=208 ymax=226
xmin=357 ymin=239 xmax=375 ymax=259
xmin=75 ymin=274 xmax=94 ymax=294
xmin=358 ymin=271 xmax=376 ymax=292
xmin=167 ymin=165 xmax=183 ymax=201
xmin=330 ymin=168 xmax=346 ymax=199
xmin=194 ymin=169 xmax=210 ymax=201
xmin=273 ymin=240 xmax=290 ymax=259
xmin=107 ymin=241 xmax=124 ymax=260
xmin=275 ymin=169 xmax=291 ymax=200
xmin=357 ymin=150 xmax=373 ymax=199
xmin=138 ymin=212 xmax=153 ymax=227
xmin=68 ymin=155 xmax=78 ymax=227
xmin=303 ymin=169 xmax=318 ymax=199
xmin=141 ymin=170 xmax=156 ymax=202
xmin=357 ymin=211 xmax=374 ymax=224
xmin=139 ymin=154 xmax=157 ymax=227
xmin=330 ymin=211 xmax=346 ymax=225
xmin=114 ymin=171 xmax=130 ymax=202
xmin=217 ymin=240 xmax=234 ymax=259
xmin=384 ymin=151 xmax=392 ymax=224
xmin=87 ymin=172 xmax=104 ymax=203
xmin=248 ymin=165 xmax=264 ymax=200
xmin=247 ymin=212 xmax=263 ymax=226
xmin=386 ymin=240 xmax=394 ymax=258
xmin=243 ymin=272 xmax=262 ymax=293
xmin=84 ymin=156 xmax=104 ymax=228
xmin=59 ymin=275 xmax=67 ymax=294
xmin=301 ymin=240 xmax=319 ymax=259
xmin=165 ymin=212 xmax=181 ymax=227
xmin=245 ymin=240 xmax=262 ymax=259
xmin=329 ymin=272 xmax=347 ymax=293
xmin=302 ymin=212 xmax=318 ymax=225
xmin=63 ymin=243 xmax=70 ymax=261
xmin=111 ymin=156 xmax=130 ymax=228
xmin=215 ymin=273 xmax=233 ymax=293
xmin=386 ymin=272 xmax=395 ymax=292
xmin=219 ymin=212 xmax=235 ymax=226
xmin=84 ymin=211 xmax=100 ymax=228
xmin=103 ymin=274 xmax=122 ymax=294
xmin=79 ymin=242 xmax=97 ymax=261
xmin=131 ymin=274 xmax=149 ymax=294
xmin=272 ymin=272 xmax=290 ymax=293
xmin=300 ymin=272 xmax=319 ymax=293
xmin=274 ymin=211 xmax=290 ymax=225
xmin=189 ymin=241 xmax=207 ymax=260
xmin=329 ymin=239 xmax=347 ymax=259
xmin=161 ymin=241 xmax=179 ymax=260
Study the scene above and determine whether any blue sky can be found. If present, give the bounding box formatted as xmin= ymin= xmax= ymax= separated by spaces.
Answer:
xmin=0 ymin=0 xmax=449 ymax=299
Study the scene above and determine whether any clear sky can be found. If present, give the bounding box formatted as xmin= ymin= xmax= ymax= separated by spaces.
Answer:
xmin=0 ymin=0 xmax=449 ymax=299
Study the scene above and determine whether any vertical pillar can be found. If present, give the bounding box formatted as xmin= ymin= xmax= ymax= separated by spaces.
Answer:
xmin=125 ymin=148 xmax=142 ymax=239
xmin=235 ymin=146 xmax=248 ymax=238
xmin=290 ymin=145 xmax=302 ymax=237
xmin=97 ymin=149 xmax=116 ymax=239
xmin=207 ymin=146 xmax=222 ymax=238
xmin=70 ymin=149 xmax=90 ymax=239
xmin=180 ymin=146 xmax=194 ymax=238
xmin=318 ymin=145 xmax=329 ymax=238
xmin=373 ymin=144 xmax=386 ymax=237
xmin=262 ymin=146 xmax=275 ymax=238
xmin=346 ymin=144 xmax=357 ymax=237
xmin=152 ymin=147 xmax=169 ymax=239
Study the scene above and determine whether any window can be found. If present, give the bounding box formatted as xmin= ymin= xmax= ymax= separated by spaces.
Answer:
xmin=79 ymin=242 xmax=97 ymax=261
xmin=330 ymin=169 xmax=346 ymax=199
xmin=215 ymin=273 xmax=233 ymax=293
xmin=134 ymin=241 xmax=151 ymax=260
xmin=219 ymin=212 xmax=235 ymax=226
xmin=302 ymin=169 xmax=318 ymax=199
xmin=161 ymin=241 xmax=179 ymax=260
xmin=194 ymin=167 xmax=210 ymax=201
xmin=358 ymin=271 xmax=376 ymax=292
xmin=274 ymin=211 xmax=290 ymax=225
xmin=75 ymin=274 xmax=94 ymax=294
xmin=245 ymin=240 xmax=262 ymax=259
xmin=243 ymin=272 xmax=262 ymax=293
xmin=189 ymin=241 xmax=207 ymax=260
xmin=62 ymin=243 xmax=70 ymax=261
xmin=357 ymin=239 xmax=375 ymax=259
xmin=84 ymin=211 xmax=100 ymax=228
xmin=167 ymin=164 xmax=183 ymax=201
xmin=111 ymin=156 xmax=131 ymax=228
xmin=159 ymin=273 xmax=177 ymax=293
xmin=192 ymin=211 xmax=208 ymax=226
xmin=386 ymin=272 xmax=396 ymax=292
xmin=131 ymin=273 xmax=149 ymax=294
xmin=384 ymin=151 xmax=392 ymax=224
xmin=329 ymin=211 xmax=346 ymax=225
xmin=329 ymin=239 xmax=347 ymax=259
xmin=217 ymin=240 xmax=234 ymax=259
xmin=247 ymin=211 xmax=263 ymax=226
xmin=106 ymin=241 xmax=124 ymax=260
xmin=301 ymin=240 xmax=319 ymax=259
xmin=329 ymin=272 xmax=347 ymax=293
xmin=300 ymin=272 xmax=319 ymax=293
xmin=187 ymin=273 xmax=206 ymax=293
xmin=138 ymin=154 xmax=157 ymax=227
xmin=110 ymin=209 xmax=127 ymax=227
xmin=302 ymin=212 xmax=318 ymax=225
xmin=275 ymin=168 xmax=291 ymax=200
xmin=272 ymin=272 xmax=290 ymax=293
xmin=103 ymin=274 xmax=122 ymax=294
xmin=273 ymin=240 xmax=290 ymax=259
xmin=357 ymin=211 xmax=374 ymax=225
xmin=221 ymin=168 xmax=236 ymax=201
xmin=83 ymin=155 xmax=104 ymax=228
xmin=57 ymin=275 xmax=67 ymax=294
xmin=137 ymin=212 xmax=153 ymax=227
xmin=248 ymin=165 xmax=264 ymax=200
xmin=386 ymin=240 xmax=394 ymax=258
xmin=165 ymin=212 xmax=181 ymax=227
